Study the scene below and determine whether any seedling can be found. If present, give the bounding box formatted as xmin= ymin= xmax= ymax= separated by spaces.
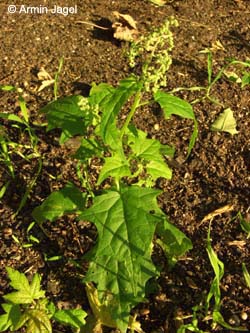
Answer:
xmin=32 ymin=18 xmax=195 ymax=332
xmin=170 ymin=50 xmax=250 ymax=113
xmin=178 ymin=221 xmax=248 ymax=332
xmin=0 ymin=85 xmax=42 ymax=214
xmin=0 ymin=267 xmax=86 ymax=332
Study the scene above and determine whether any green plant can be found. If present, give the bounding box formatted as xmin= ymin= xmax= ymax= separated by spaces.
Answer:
xmin=170 ymin=50 xmax=250 ymax=107
xmin=178 ymin=223 xmax=247 ymax=333
xmin=0 ymin=267 xmax=86 ymax=332
xmin=205 ymin=223 xmax=247 ymax=331
xmin=31 ymin=18 xmax=195 ymax=332
xmin=0 ymin=85 xmax=42 ymax=215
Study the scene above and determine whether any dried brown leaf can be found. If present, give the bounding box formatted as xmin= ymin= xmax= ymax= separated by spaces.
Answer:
xmin=37 ymin=67 xmax=52 ymax=81
xmin=37 ymin=79 xmax=55 ymax=92
xmin=112 ymin=11 xmax=138 ymax=41
xmin=112 ymin=11 xmax=137 ymax=29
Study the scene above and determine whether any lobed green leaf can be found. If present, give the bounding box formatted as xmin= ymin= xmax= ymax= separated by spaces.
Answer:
xmin=79 ymin=186 xmax=163 ymax=331
xmin=4 ymin=268 xmax=45 ymax=305
xmin=18 ymin=309 xmax=52 ymax=333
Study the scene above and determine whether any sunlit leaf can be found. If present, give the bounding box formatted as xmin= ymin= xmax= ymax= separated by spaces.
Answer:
xmin=154 ymin=91 xmax=195 ymax=120
xmin=211 ymin=108 xmax=238 ymax=135
xmin=0 ymin=112 xmax=24 ymax=124
xmin=241 ymin=72 xmax=250 ymax=88
xmin=19 ymin=309 xmax=52 ymax=333
xmin=4 ymin=268 xmax=45 ymax=304
xmin=79 ymin=186 xmax=162 ymax=331
xmin=128 ymin=128 xmax=173 ymax=180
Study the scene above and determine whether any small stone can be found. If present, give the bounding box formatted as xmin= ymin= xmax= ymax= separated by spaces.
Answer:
xmin=154 ymin=123 xmax=160 ymax=130
xmin=241 ymin=311 xmax=248 ymax=321
xmin=228 ymin=314 xmax=240 ymax=326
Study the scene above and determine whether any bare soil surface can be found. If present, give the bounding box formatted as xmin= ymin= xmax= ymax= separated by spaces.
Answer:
xmin=0 ymin=1 xmax=250 ymax=332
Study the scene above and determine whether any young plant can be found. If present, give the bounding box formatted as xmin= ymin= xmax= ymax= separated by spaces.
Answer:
xmin=206 ymin=225 xmax=247 ymax=331
xmin=170 ymin=49 xmax=250 ymax=113
xmin=32 ymin=18 xmax=194 ymax=332
xmin=178 ymin=222 xmax=248 ymax=332
xmin=0 ymin=267 xmax=86 ymax=332
xmin=0 ymin=85 xmax=42 ymax=215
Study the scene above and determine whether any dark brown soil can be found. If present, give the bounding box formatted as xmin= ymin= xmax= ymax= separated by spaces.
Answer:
xmin=0 ymin=1 xmax=250 ymax=332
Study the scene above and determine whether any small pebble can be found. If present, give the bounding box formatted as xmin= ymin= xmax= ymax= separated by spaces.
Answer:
xmin=228 ymin=314 xmax=240 ymax=326
xmin=154 ymin=123 xmax=160 ymax=130
xmin=241 ymin=311 xmax=248 ymax=321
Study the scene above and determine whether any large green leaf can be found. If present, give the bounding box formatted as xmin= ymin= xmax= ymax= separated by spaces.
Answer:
xmin=4 ymin=268 xmax=45 ymax=304
xmin=79 ymin=186 xmax=162 ymax=332
xmin=40 ymin=95 xmax=92 ymax=143
xmin=156 ymin=218 xmax=192 ymax=267
xmin=32 ymin=183 xmax=86 ymax=224
xmin=91 ymin=76 xmax=140 ymax=144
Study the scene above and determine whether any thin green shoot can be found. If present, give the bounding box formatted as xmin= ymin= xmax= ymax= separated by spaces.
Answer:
xmin=242 ymin=263 xmax=250 ymax=288
xmin=206 ymin=222 xmax=247 ymax=331
xmin=0 ymin=132 xmax=15 ymax=178
xmin=54 ymin=57 xmax=64 ymax=100
xmin=205 ymin=221 xmax=224 ymax=313
xmin=0 ymin=181 xmax=10 ymax=199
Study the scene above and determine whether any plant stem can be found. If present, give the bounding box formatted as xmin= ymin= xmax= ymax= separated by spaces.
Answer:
xmin=120 ymin=88 xmax=142 ymax=138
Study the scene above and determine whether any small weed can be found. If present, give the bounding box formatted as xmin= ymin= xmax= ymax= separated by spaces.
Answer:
xmin=0 ymin=268 xmax=86 ymax=332
xmin=178 ymin=222 xmax=248 ymax=332
xmin=0 ymin=85 xmax=42 ymax=215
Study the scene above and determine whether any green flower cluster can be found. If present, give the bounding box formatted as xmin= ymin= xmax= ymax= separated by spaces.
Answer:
xmin=129 ymin=17 xmax=178 ymax=92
